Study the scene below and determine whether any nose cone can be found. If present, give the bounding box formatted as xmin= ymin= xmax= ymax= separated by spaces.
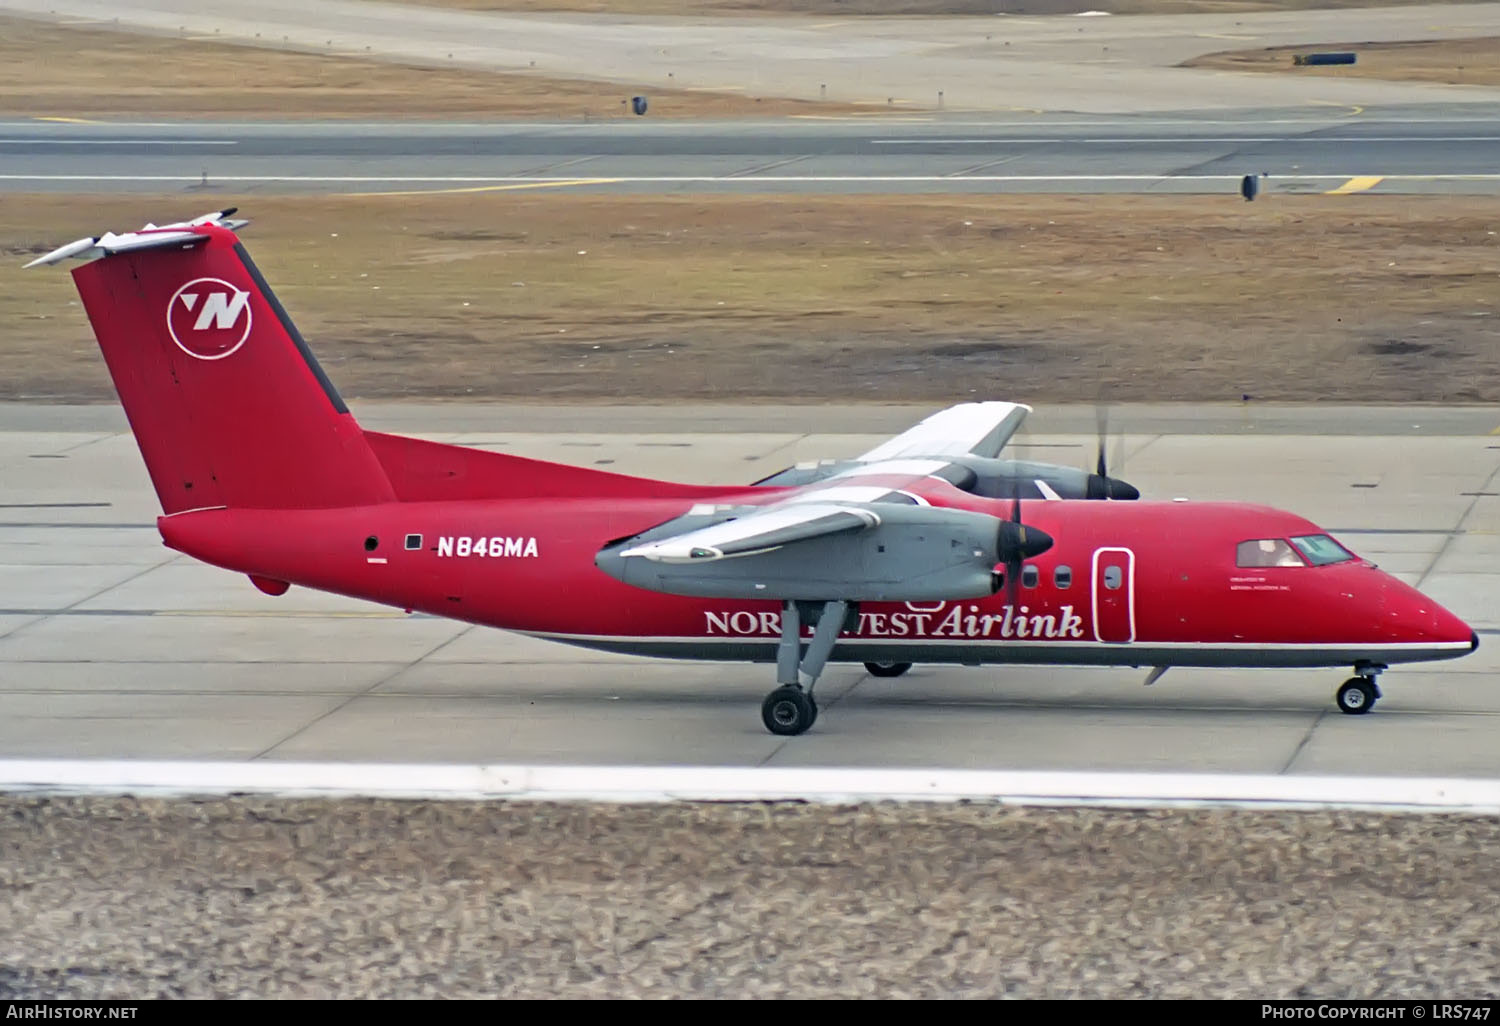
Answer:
xmin=1381 ymin=575 xmax=1476 ymax=648
xmin=1086 ymin=474 xmax=1140 ymax=501
xmin=1436 ymin=606 xmax=1479 ymax=647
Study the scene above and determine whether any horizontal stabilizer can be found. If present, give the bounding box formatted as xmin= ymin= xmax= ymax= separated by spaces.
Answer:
xmin=24 ymin=210 xmax=248 ymax=268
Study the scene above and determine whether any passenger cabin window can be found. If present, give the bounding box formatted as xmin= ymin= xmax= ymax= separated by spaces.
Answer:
xmin=1022 ymin=565 xmax=1039 ymax=589
xmin=1236 ymin=539 xmax=1304 ymax=568
xmin=1054 ymin=566 xmax=1072 ymax=590
xmin=1103 ymin=566 xmax=1123 ymax=590
xmin=1290 ymin=534 xmax=1355 ymax=566
xmin=404 ymin=534 xmax=423 ymax=551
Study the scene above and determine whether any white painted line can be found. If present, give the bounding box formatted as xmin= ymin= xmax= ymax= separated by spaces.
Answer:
xmin=870 ymin=136 xmax=1500 ymax=144
xmin=5 ymin=135 xmax=1488 ymax=149
xmin=1 ymin=118 xmax=1466 ymax=130
xmin=2 ymin=761 xmax=1499 ymax=812
xmin=0 ymin=139 xmax=236 ymax=146
xmin=8 ymin=173 xmax=1500 ymax=185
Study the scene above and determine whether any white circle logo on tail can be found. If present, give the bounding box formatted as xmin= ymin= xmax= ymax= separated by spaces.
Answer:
xmin=167 ymin=277 xmax=252 ymax=360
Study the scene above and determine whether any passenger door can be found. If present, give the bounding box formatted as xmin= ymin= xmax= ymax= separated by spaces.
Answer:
xmin=1091 ymin=547 xmax=1136 ymax=643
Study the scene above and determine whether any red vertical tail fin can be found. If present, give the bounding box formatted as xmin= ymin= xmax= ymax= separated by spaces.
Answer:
xmin=38 ymin=212 xmax=393 ymax=513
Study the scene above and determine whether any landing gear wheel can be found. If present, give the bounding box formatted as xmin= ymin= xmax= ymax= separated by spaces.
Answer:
xmin=865 ymin=661 xmax=913 ymax=678
xmin=1336 ymin=678 xmax=1378 ymax=715
xmin=762 ymin=686 xmax=816 ymax=736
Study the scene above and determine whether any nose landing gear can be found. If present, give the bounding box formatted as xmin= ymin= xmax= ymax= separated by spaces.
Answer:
xmin=1335 ymin=663 xmax=1385 ymax=715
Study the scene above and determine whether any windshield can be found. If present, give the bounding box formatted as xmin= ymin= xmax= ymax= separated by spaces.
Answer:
xmin=1289 ymin=534 xmax=1355 ymax=566
xmin=1236 ymin=538 xmax=1304 ymax=568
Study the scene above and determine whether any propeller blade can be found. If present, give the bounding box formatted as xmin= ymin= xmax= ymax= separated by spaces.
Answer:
xmin=1086 ymin=403 xmax=1139 ymax=500
xmin=996 ymin=509 xmax=1054 ymax=609
xmin=1094 ymin=404 xmax=1110 ymax=480
xmin=1004 ymin=492 xmax=1022 ymax=606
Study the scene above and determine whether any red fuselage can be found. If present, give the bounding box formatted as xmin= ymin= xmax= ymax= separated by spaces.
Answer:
xmin=156 ymin=483 xmax=1476 ymax=673
xmin=49 ymin=216 xmax=1475 ymax=734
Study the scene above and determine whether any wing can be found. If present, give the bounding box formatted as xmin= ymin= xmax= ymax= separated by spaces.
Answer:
xmin=855 ymin=401 xmax=1030 ymax=462
xmin=620 ymin=406 xmax=1035 ymax=565
xmin=599 ymin=485 xmax=1027 ymax=604
xmin=620 ymin=463 xmax=961 ymax=566
xmin=619 ymin=501 xmax=881 ymax=562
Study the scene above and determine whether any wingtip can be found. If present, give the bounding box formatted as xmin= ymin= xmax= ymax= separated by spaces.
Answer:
xmin=23 ymin=235 xmax=100 ymax=269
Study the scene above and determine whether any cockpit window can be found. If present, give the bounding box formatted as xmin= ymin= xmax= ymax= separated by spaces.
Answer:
xmin=1236 ymin=539 xmax=1305 ymax=568
xmin=1290 ymin=534 xmax=1355 ymax=567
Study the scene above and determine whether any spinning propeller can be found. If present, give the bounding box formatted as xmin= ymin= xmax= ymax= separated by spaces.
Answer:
xmin=1087 ymin=406 xmax=1139 ymax=501
xmin=995 ymin=490 xmax=1053 ymax=607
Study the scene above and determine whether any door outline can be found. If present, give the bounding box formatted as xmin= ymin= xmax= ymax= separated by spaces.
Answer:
xmin=1091 ymin=546 xmax=1136 ymax=644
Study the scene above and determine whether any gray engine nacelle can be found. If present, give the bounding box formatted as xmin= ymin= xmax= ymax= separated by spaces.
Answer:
xmin=596 ymin=504 xmax=1006 ymax=602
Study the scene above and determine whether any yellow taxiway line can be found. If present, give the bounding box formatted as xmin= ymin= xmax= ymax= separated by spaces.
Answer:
xmin=1326 ymin=175 xmax=1384 ymax=195
xmin=359 ymin=177 xmax=618 ymax=198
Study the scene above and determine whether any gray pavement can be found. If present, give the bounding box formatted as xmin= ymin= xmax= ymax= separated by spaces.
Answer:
xmin=8 ymin=111 xmax=1500 ymax=194
xmin=5 ymin=0 xmax=1500 ymax=113
xmin=4 ymin=400 xmax=1497 ymax=436
xmin=2 ymin=403 xmax=1497 ymax=775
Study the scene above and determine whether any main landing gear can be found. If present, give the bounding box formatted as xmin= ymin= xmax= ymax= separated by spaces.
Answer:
xmin=864 ymin=661 xmax=912 ymax=678
xmin=761 ymin=599 xmax=859 ymax=736
xmin=1335 ymin=663 xmax=1384 ymax=715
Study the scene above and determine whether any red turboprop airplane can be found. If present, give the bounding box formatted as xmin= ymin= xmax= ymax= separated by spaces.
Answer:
xmin=27 ymin=211 xmax=1477 ymax=736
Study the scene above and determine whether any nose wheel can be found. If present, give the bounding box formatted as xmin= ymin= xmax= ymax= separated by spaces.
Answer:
xmin=1335 ymin=669 xmax=1383 ymax=716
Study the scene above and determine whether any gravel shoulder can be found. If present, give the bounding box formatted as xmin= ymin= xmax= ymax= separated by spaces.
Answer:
xmin=3 ymin=797 xmax=1498 ymax=999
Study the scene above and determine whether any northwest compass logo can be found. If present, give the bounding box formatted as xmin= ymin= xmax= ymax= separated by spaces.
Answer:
xmin=167 ymin=277 xmax=252 ymax=360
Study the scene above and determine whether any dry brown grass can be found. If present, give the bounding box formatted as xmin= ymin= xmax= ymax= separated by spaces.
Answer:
xmin=1185 ymin=37 xmax=1500 ymax=87
xmin=5 ymin=193 xmax=1500 ymax=404
xmin=0 ymin=16 xmax=864 ymax=120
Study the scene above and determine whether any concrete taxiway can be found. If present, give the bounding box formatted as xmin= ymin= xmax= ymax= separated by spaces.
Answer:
xmin=5 ymin=0 xmax=1500 ymax=113
xmin=1 ymin=403 xmax=1496 ymax=775
xmin=8 ymin=110 xmax=1500 ymax=195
